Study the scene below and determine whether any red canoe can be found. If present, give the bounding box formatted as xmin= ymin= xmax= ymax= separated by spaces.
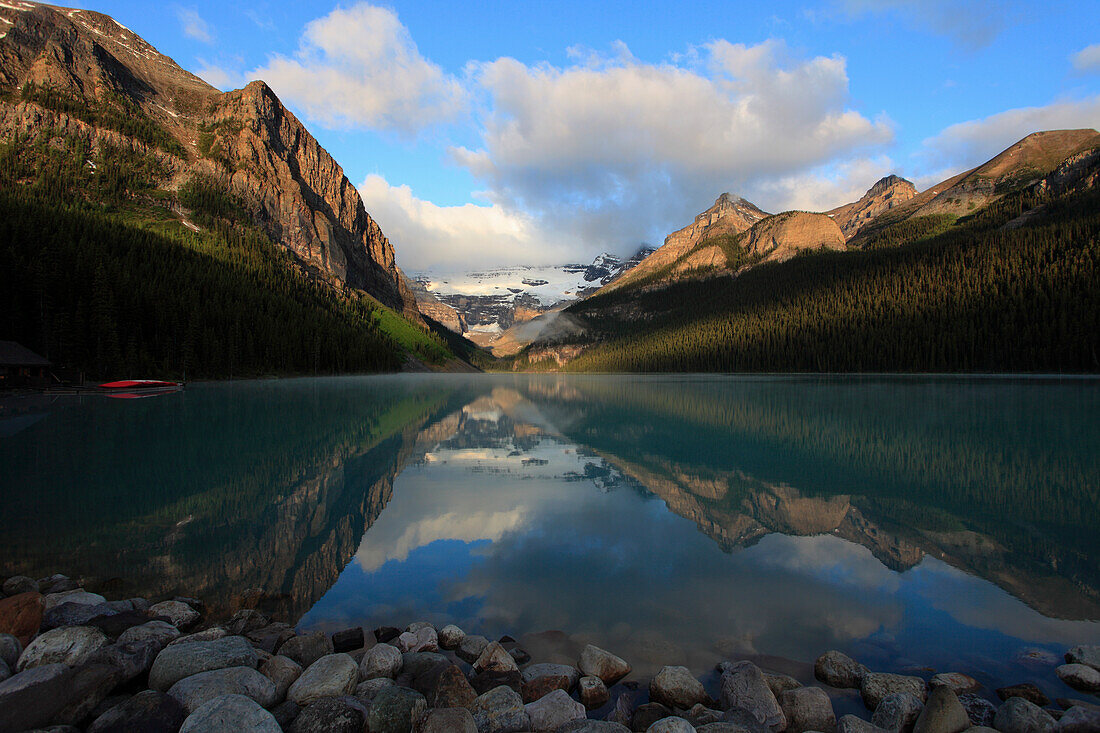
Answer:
xmin=98 ymin=380 xmax=184 ymax=391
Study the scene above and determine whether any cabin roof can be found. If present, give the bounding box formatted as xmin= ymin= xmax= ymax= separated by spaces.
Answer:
xmin=0 ymin=341 xmax=50 ymax=367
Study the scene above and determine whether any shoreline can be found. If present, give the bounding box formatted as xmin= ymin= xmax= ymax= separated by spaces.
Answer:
xmin=1 ymin=573 xmax=1098 ymax=732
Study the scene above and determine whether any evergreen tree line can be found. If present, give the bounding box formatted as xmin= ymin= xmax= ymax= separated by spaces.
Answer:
xmin=541 ymin=183 xmax=1100 ymax=373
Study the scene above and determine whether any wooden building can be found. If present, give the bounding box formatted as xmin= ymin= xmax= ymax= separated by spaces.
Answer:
xmin=0 ymin=341 xmax=51 ymax=387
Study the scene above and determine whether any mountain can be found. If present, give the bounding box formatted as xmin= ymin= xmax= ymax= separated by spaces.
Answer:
xmin=0 ymin=2 xmax=456 ymax=377
xmin=409 ymin=246 xmax=656 ymax=346
xmin=507 ymin=129 xmax=1100 ymax=373
xmin=827 ymin=174 xmax=918 ymax=239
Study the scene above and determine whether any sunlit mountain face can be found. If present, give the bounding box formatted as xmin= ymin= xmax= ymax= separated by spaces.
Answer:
xmin=3 ymin=375 xmax=1099 ymax=694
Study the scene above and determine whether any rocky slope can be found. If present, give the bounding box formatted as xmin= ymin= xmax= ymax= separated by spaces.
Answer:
xmin=827 ymin=175 xmax=918 ymax=239
xmin=0 ymin=2 xmax=416 ymax=315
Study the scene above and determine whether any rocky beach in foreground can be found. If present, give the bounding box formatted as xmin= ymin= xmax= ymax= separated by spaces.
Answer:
xmin=0 ymin=573 xmax=1098 ymax=733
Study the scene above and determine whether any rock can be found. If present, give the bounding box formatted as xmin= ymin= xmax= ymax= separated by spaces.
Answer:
xmin=1064 ymin=646 xmax=1100 ymax=672
xmin=993 ymin=697 xmax=1055 ymax=733
xmin=997 ymin=685 xmax=1050 ymax=707
xmin=356 ymin=676 xmax=394 ymax=701
xmin=607 ymin=691 xmax=635 ymax=727
xmin=286 ymin=653 xmax=358 ymax=705
xmin=632 ymin=702 xmax=673 ymax=731
xmin=417 ymin=706 xmax=478 ymax=732
xmin=434 ymin=664 xmax=477 ymax=707
xmin=510 ymin=647 xmax=531 ymax=665
xmin=87 ymin=610 xmax=155 ymax=639
xmin=147 ymin=601 xmax=200 ymax=630
xmin=43 ymin=589 xmax=106 ymax=612
xmin=581 ymin=675 xmax=611 ymax=709
xmin=1055 ymin=664 xmax=1100 ymax=692
xmin=1056 ymin=700 xmax=1100 ymax=713
xmin=720 ymin=661 xmax=787 ymax=732
xmin=458 ymin=634 xmax=491 ymax=664
xmin=815 ymin=651 xmax=868 ymax=689
xmin=362 ymin=643 xmax=402 ymax=679
xmin=87 ymin=689 xmax=187 ymax=733
xmin=764 ymin=672 xmax=802 ymax=699
xmin=397 ymin=627 xmax=439 ymax=653
xmin=682 ymin=704 xmax=725 ymax=727
xmin=873 ymin=692 xmax=924 ymax=732
xmin=559 ymin=722 xmax=632 ymax=732
xmin=375 ymin=626 xmax=401 ymax=643
xmin=0 ymin=663 xmax=114 ymax=732
xmin=332 ymin=627 xmax=364 ymax=653
xmin=862 ymin=674 xmax=927 ymax=710
xmin=470 ymin=684 xmax=531 ymax=733
xmin=779 ymin=686 xmax=836 ymax=733
xmin=838 ymin=715 xmax=889 ymax=733
xmin=37 ymin=575 xmax=77 ymax=595
xmin=40 ymin=602 xmax=117 ymax=633
xmin=2 ymin=577 xmax=39 ymax=597
xmin=87 ymin=640 xmax=160 ymax=682
xmin=17 ymin=625 xmax=109 ymax=670
xmin=0 ymin=658 xmax=9 ymax=683
xmin=289 ymin=696 xmax=365 ymax=733
xmin=475 ymin=641 xmax=520 ymax=674
xmin=929 ymin=674 xmax=980 ymax=695
xmin=912 ymin=686 xmax=969 ymax=733
xmin=580 ymin=644 xmax=632 ymax=685
xmin=646 ymin=719 xmax=696 ymax=732
xmin=170 ymin=627 xmax=229 ymax=646
xmin=401 ymin=651 xmax=449 ymax=678
xmin=247 ymin=623 xmax=295 ymax=655
xmin=525 ymin=687 xmax=587 ymax=730
xmin=1055 ymin=706 xmax=1100 ymax=733
xmin=179 ymin=692 xmax=281 ymax=732
xmin=407 ymin=621 xmax=434 ymax=633
xmin=260 ymin=654 xmax=302 ymax=701
xmin=651 ymin=665 xmax=708 ymax=709
xmin=271 ymin=700 xmax=300 ymax=728
xmin=957 ymin=694 xmax=996 ymax=728
xmin=524 ymin=663 xmax=581 ymax=690
xmin=280 ymin=631 xmax=333 ymax=669
xmin=471 ymin=668 xmax=523 ymax=696
xmin=149 ymin=636 xmax=258 ymax=692
xmin=0 ymin=592 xmax=44 ymax=646
xmin=173 ymin=597 xmax=206 ymax=614
xmin=167 ymin=665 xmax=277 ymax=713
xmin=117 ymin=620 xmax=181 ymax=651
xmin=225 ymin=609 xmax=269 ymax=636
xmin=524 ymin=672 xmax=576 ymax=703
xmin=0 ymin=635 xmax=20 ymax=669
xmin=439 ymin=624 xmax=465 ymax=649
xmin=368 ymin=685 xmax=427 ymax=733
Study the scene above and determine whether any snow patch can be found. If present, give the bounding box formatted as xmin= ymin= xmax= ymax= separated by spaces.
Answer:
xmin=0 ymin=2 xmax=32 ymax=11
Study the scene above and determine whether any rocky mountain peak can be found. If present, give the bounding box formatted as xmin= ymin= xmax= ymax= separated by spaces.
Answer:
xmin=828 ymin=174 xmax=918 ymax=239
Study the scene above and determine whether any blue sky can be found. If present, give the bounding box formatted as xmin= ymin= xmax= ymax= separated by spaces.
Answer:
xmin=74 ymin=0 xmax=1100 ymax=269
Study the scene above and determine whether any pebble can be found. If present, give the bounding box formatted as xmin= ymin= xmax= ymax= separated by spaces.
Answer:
xmin=179 ymin=693 xmax=281 ymax=733
xmin=720 ymin=661 xmax=787 ymax=732
xmin=362 ymin=643 xmax=403 ymax=679
xmin=289 ymin=696 xmax=365 ymax=733
xmin=580 ymin=644 xmax=632 ymax=685
xmin=580 ymin=674 xmax=611 ymax=709
xmin=149 ymin=635 xmax=258 ymax=693
xmin=779 ymin=686 xmax=837 ymax=733
xmin=439 ymin=624 xmax=465 ymax=650
xmin=260 ymin=654 xmax=302 ymax=701
xmin=166 ymin=665 xmax=277 ymax=713
xmin=1055 ymin=664 xmax=1100 ymax=692
xmin=87 ymin=689 xmax=187 ymax=733
xmin=650 ymin=665 xmax=708 ymax=709
xmin=279 ymin=631 xmax=333 ymax=669
xmin=912 ymin=685 xmax=969 ymax=733
xmin=872 ymin=692 xmax=924 ymax=732
xmin=816 ymin=651 xmax=869 ymax=689
xmin=286 ymin=653 xmax=358 ymax=706
xmin=17 ymin=625 xmax=108 ymax=670
xmin=368 ymin=685 xmax=427 ymax=733
xmin=861 ymin=673 xmax=927 ymax=710
xmin=525 ymin=687 xmax=587 ymax=731
xmin=470 ymin=684 xmax=531 ymax=733
xmin=993 ymin=697 xmax=1055 ymax=733
xmin=146 ymin=601 xmax=199 ymax=630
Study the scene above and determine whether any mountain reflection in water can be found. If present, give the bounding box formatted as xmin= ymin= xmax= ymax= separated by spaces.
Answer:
xmin=2 ymin=374 xmax=1098 ymax=685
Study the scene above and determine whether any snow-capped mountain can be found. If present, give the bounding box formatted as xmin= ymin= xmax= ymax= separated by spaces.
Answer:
xmin=410 ymin=247 xmax=655 ymax=344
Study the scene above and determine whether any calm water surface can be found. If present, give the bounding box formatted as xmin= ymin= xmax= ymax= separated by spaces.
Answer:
xmin=2 ymin=374 xmax=1099 ymax=700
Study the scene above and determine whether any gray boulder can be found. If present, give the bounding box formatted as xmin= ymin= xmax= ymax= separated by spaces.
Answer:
xmin=149 ymin=635 xmax=258 ymax=691
xmin=651 ymin=665 xmax=708 ymax=709
xmin=861 ymin=674 xmax=927 ymax=711
xmin=87 ymin=689 xmax=187 ymax=733
xmin=117 ymin=620 xmax=180 ymax=651
xmin=720 ymin=661 xmax=787 ymax=732
xmin=0 ymin=635 xmax=20 ymax=670
xmin=2 ymin=577 xmax=39 ymax=597
xmin=556 ymin=721 xmax=631 ymax=732
xmin=457 ymin=634 xmax=491 ymax=664
xmin=646 ymin=718 xmax=697 ymax=732
xmin=580 ymin=675 xmax=610 ymax=709
xmin=43 ymin=589 xmax=106 ymax=612
xmin=912 ymin=685 xmax=968 ymax=733
xmin=439 ymin=624 xmax=465 ymax=650
xmin=179 ymin=693 xmax=281 ymax=732
xmin=224 ymin=610 xmax=269 ymax=636
xmin=147 ymin=601 xmax=199 ymax=630
xmin=1064 ymin=646 xmax=1100 ymax=672
xmin=1055 ymin=705 xmax=1100 ymax=733
xmin=166 ymin=665 xmax=277 ymax=713
xmin=17 ymin=626 xmax=109 ymax=671
xmin=368 ymin=685 xmax=427 ymax=733
xmin=838 ymin=715 xmax=889 ymax=733
xmin=0 ymin=662 xmax=122 ymax=732
xmin=993 ymin=697 xmax=1055 ymax=733
xmin=0 ymin=658 xmax=9 ymax=684
xmin=289 ymin=696 xmax=365 ymax=733
xmin=354 ymin=676 xmax=394 ymax=702
xmin=87 ymin=640 xmax=160 ymax=682
xmin=523 ymin=662 xmax=581 ymax=688
xmin=957 ymin=693 xmax=996 ymax=728
xmin=779 ymin=686 xmax=836 ymax=733
xmin=471 ymin=684 xmax=531 ymax=733
xmin=169 ymin=627 xmax=228 ymax=646
xmin=474 ymin=641 xmax=520 ymax=674
xmin=260 ymin=654 xmax=302 ymax=701
xmin=764 ymin=672 xmax=802 ymax=699
xmin=1055 ymin=664 xmax=1100 ymax=692
xmin=579 ymin=644 xmax=632 ymax=685
xmin=278 ymin=631 xmax=333 ymax=669
xmin=815 ymin=651 xmax=868 ymax=689
xmin=361 ymin=642 xmax=402 ymax=679
xmin=873 ymin=692 xmax=924 ymax=732
xmin=286 ymin=653 xmax=358 ymax=706
xmin=525 ymin=687 xmax=586 ymax=730
xmin=418 ymin=707 xmax=478 ymax=732
xmin=928 ymin=674 xmax=980 ymax=695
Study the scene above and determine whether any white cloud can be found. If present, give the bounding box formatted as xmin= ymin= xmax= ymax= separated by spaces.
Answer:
xmin=176 ymin=7 xmax=213 ymax=45
xmin=250 ymin=3 xmax=465 ymax=133
xmin=451 ymin=40 xmax=892 ymax=254
xmin=755 ymin=156 xmax=898 ymax=212
xmin=192 ymin=61 xmax=243 ymax=91
xmin=836 ymin=0 xmax=1014 ymax=49
xmin=1073 ymin=44 xmax=1100 ymax=74
xmin=359 ymin=174 xmax=579 ymax=270
xmin=918 ymin=96 xmax=1100 ymax=172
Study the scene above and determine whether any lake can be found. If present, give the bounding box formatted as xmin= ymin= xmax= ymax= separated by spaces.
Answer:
xmin=2 ymin=374 xmax=1098 ymax=701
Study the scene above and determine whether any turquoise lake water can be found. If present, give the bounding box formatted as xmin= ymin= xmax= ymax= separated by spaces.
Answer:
xmin=1 ymin=374 xmax=1098 ymax=700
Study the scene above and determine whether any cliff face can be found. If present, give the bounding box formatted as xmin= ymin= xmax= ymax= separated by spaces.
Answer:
xmin=0 ymin=2 xmax=417 ymax=315
xmin=828 ymin=175 xmax=918 ymax=239
xmin=740 ymin=211 xmax=847 ymax=263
